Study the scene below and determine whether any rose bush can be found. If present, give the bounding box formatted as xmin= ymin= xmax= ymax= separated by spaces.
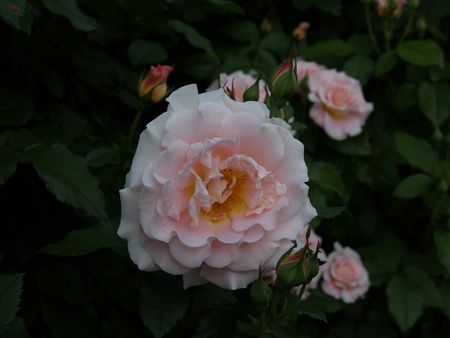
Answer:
xmin=322 ymin=242 xmax=370 ymax=303
xmin=206 ymin=71 xmax=267 ymax=102
xmin=118 ymin=84 xmax=316 ymax=290
xmin=307 ymin=69 xmax=373 ymax=140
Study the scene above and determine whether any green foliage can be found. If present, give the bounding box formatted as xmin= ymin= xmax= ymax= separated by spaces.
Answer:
xmin=397 ymin=40 xmax=444 ymax=68
xmin=0 ymin=273 xmax=24 ymax=335
xmin=139 ymin=273 xmax=189 ymax=338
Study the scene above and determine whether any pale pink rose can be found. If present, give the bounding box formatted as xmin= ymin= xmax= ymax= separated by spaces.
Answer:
xmin=119 ymin=84 xmax=316 ymax=290
xmin=206 ymin=71 xmax=267 ymax=102
xmin=264 ymin=226 xmax=327 ymax=300
xmin=290 ymin=227 xmax=327 ymax=299
xmin=307 ymin=69 xmax=373 ymax=141
xmin=322 ymin=242 xmax=370 ymax=303
xmin=295 ymin=58 xmax=326 ymax=85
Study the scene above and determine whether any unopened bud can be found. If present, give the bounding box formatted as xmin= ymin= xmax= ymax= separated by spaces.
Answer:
xmin=251 ymin=277 xmax=273 ymax=310
xmin=432 ymin=128 xmax=443 ymax=146
xmin=269 ymin=59 xmax=297 ymax=108
xmin=409 ymin=0 xmax=420 ymax=9
xmin=292 ymin=22 xmax=310 ymax=41
xmin=243 ymin=77 xmax=262 ymax=102
xmin=261 ymin=18 xmax=272 ymax=34
xmin=416 ymin=17 xmax=426 ymax=37
xmin=437 ymin=179 xmax=448 ymax=194
xmin=138 ymin=65 xmax=173 ymax=103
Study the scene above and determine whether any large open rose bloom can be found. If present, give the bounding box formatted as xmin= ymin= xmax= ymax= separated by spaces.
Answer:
xmin=307 ymin=69 xmax=373 ymax=141
xmin=322 ymin=242 xmax=370 ymax=303
xmin=119 ymin=84 xmax=316 ymax=290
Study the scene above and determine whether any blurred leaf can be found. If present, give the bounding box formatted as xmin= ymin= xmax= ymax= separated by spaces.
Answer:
xmin=140 ymin=273 xmax=189 ymax=338
xmin=386 ymin=273 xmax=424 ymax=331
xmin=397 ymin=40 xmax=444 ymax=68
xmin=204 ymin=0 xmax=244 ymax=14
xmin=38 ymin=262 xmax=90 ymax=305
xmin=315 ymin=0 xmax=341 ymax=15
xmin=440 ymin=281 xmax=450 ymax=321
xmin=292 ymin=0 xmax=313 ymax=11
xmin=348 ymin=34 xmax=373 ymax=56
xmin=308 ymin=162 xmax=346 ymax=197
xmin=0 ymin=88 xmax=33 ymax=127
xmin=393 ymin=173 xmax=432 ymax=198
xmin=40 ymin=222 xmax=123 ymax=256
xmin=0 ymin=273 xmax=24 ymax=335
xmin=170 ymin=20 xmax=219 ymax=64
xmin=343 ymin=53 xmax=373 ymax=86
xmin=223 ymin=20 xmax=259 ymax=43
xmin=193 ymin=311 xmax=236 ymax=338
xmin=404 ymin=266 xmax=441 ymax=308
xmin=42 ymin=68 xmax=65 ymax=98
xmin=86 ymin=146 xmax=119 ymax=167
xmin=375 ymin=50 xmax=398 ymax=77
xmin=41 ymin=0 xmax=99 ymax=31
xmin=395 ymin=132 xmax=434 ymax=174
xmin=418 ymin=81 xmax=450 ymax=128
xmin=323 ymin=133 xmax=371 ymax=156
xmin=260 ymin=32 xmax=291 ymax=53
xmin=128 ymin=40 xmax=167 ymax=67
xmin=0 ymin=149 xmax=17 ymax=186
xmin=20 ymin=144 xmax=107 ymax=220
xmin=303 ymin=39 xmax=355 ymax=58
xmin=434 ymin=229 xmax=450 ymax=274
xmin=394 ymin=83 xmax=417 ymax=110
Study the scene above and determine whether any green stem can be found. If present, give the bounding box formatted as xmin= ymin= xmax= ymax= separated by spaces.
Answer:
xmin=365 ymin=5 xmax=381 ymax=55
xmin=127 ymin=110 xmax=144 ymax=152
xmin=398 ymin=8 xmax=416 ymax=45
xmin=286 ymin=283 xmax=307 ymax=314
xmin=269 ymin=290 xmax=282 ymax=318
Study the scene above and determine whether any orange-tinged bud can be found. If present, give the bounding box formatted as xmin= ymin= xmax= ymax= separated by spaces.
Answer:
xmin=138 ymin=65 xmax=173 ymax=103
xmin=375 ymin=0 xmax=406 ymax=19
xmin=292 ymin=22 xmax=310 ymax=41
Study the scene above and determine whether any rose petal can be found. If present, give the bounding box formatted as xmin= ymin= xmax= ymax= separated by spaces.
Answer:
xmin=199 ymin=265 xmax=259 ymax=290
xmin=168 ymin=236 xmax=211 ymax=268
xmin=204 ymin=241 xmax=243 ymax=268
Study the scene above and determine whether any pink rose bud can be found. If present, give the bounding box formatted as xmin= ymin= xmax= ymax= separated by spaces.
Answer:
xmin=292 ymin=22 xmax=310 ymax=41
xmin=269 ymin=59 xmax=298 ymax=108
xmin=322 ymin=242 xmax=370 ymax=303
xmin=374 ymin=0 xmax=407 ymax=19
xmin=138 ymin=65 xmax=173 ymax=103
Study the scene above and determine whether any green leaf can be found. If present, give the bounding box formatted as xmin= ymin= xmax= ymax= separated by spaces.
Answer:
xmin=40 ymin=222 xmax=123 ymax=256
xmin=295 ymin=301 xmax=327 ymax=322
xmin=38 ymin=262 xmax=90 ymax=305
xmin=0 ymin=149 xmax=17 ymax=186
xmin=395 ymin=132 xmax=434 ymax=174
xmin=193 ymin=311 xmax=236 ymax=338
xmin=393 ymin=174 xmax=433 ymax=198
xmin=404 ymin=266 xmax=441 ymax=309
xmin=397 ymin=40 xmax=444 ymax=68
xmin=292 ymin=0 xmax=313 ymax=11
xmin=41 ymin=0 xmax=99 ymax=31
xmin=434 ymin=229 xmax=450 ymax=274
xmin=204 ymin=0 xmax=244 ymax=14
xmin=375 ymin=50 xmax=398 ymax=77
xmin=0 ymin=273 xmax=24 ymax=335
xmin=343 ymin=53 xmax=373 ymax=86
xmin=170 ymin=20 xmax=219 ymax=64
xmin=42 ymin=68 xmax=65 ymax=98
xmin=86 ymin=147 xmax=119 ymax=167
xmin=140 ymin=273 xmax=189 ymax=338
xmin=2 ymin=317 xmax=31 ymax=338
xmin=308 ymin=162 xmax=346 ymax=197
xmin=128 ymin=40 xmax=167 ymax=67
xmin=394 ymin=83 xmax=417 ymax=110
xmin=418 ymin=81 xmax=450 ymax=128
xmin=440 ymin=281 xmax=450 ymax=321
xmin=386 ymin=273 xmax=424 ymax=331
xmin=0 ymin=88 xmax=33 ymax=126
xmin=303 ymin=39 xmax=355 ymax=58
xmin=223 ymin=20 xmax=259 ymax=43
xmin=323 ymin=133 xmax=372 ymax=156
xmin=20 ymin=144 xmax=107 ymax=220
xmin=315 ymin=206 xmax=346 ymax=218
xmin=315 ymin=0 xmax=342 ymax=16
xmin=0 ymin=0 xmax=25 ymax=30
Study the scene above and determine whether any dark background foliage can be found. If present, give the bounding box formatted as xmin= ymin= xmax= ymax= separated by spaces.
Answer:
xmin=1 ymin=0 xmax=450 ymax=337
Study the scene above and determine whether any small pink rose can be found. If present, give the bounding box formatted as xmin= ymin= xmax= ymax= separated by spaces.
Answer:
xmin=374 ymin=0 xmax=407 ymax=19
xmin=295 ymin=58 xmax=326 ymax=85
xmin=307 ymin=69 xmax=373 ymax=141
xmin=321 ymin=242 xmax=370 ymax=303
xmin=292 ymin=22 xmax=310 ymax=41
xmin=206 ymin=71 xmax=267 ymax=102
xmin=119 ymin=84 xmax=316 ymax=290
xmin=139 ymin=65 xmax=173 ymax=103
